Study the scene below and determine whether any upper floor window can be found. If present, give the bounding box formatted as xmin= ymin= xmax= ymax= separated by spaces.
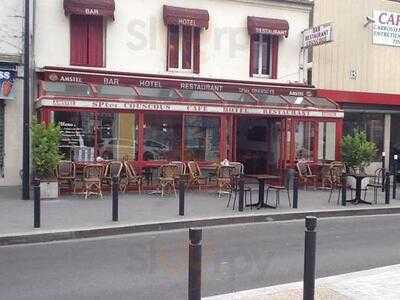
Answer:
xmin=70 ymin=16 xmax=104 ymax=67
xmin=253 ymin=34 xmax=273 ymax=77
xmin=168 ymin=25 xmax=199 ymax=72
xmin=247 ymin=16 xmax=289 ymax=79
xmin=163 ymin=5 xmax=209 ymax=74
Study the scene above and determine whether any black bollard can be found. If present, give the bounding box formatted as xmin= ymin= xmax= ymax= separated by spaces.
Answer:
xmin=293 ymin=173 xmax=299 ymax=209
xmin=238 ymin=176 xmax=244 ymax=212
xmin=303 ymin=216 xmax=317 ymax=300
xmin=382 ymin=152 xmax=386 ymax=192
xmin=188 ymin=228 xmax=202 ymax=300
xmin=393 ymin=155 xmax=398 ymax=199
xmin=33 ymin=179 xmax=41 ymax=228
xmin=385 ymin=172 xmax=390 ymax=205
xmin=112 ymin=176 xmax=119 ymax=222
xmin=179 ymin=175 xmax=185 ymax=216
xmin=341 ymin=174 xmax=347 ymax=206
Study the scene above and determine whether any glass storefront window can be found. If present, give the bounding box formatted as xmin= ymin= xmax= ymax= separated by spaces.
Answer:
xmin=95 ymin=85 xmax=138 ymax=99
xmin=43 ymin=82 xmax=93 ymax=97
xmin=184 ymin=116 xmax=220 ymax=161
xmin=318 ymin=122 xmax=336 ymax=161
xmin=53 ymin=111 xmax=96 ymax=162
xmin=344 ymin=113 xmax=384 ymax=160
xmin=96 ymin=113 xmax=137 ymax=160
xmin=143 ymin=114 xmax=182 ymax=161
xmin=180 ymin=90 xmax=221 ymax=102
xmin=136 ymin=87 xmax=181 ymax=100
xmin=295 ymin=121 xmax=316 ymax=161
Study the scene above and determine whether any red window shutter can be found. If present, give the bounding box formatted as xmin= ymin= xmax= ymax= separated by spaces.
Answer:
xmin=168 ymin=25 xmax=179 ymax=69
xmin=70 ymin=15 xmax=88 ymax=65
xmin=87 ymin=17 xmax=104 ymax=67
xmin=182 ymin=26 xmax=192 ymax=70
xmin=249 ymin=35 xmax=257 ymax=77
xmin=271 ymin=36 xmax=279 ymax=79
xmin=193 ymin=28 xmax=200 ymax=74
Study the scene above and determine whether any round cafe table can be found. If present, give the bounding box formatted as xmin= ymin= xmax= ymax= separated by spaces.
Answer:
xmin=346 ymin=173 xmax=373 ymax=205
xmin=245 ymin=174 xmax=280 ymax=209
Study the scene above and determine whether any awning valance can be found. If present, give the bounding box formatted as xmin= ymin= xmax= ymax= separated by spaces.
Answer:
xmin=247 ymin=16 xmax=289 ymax=37
xmin=163 ymin=5 xmax=209 ymax=29
xmin=63 ymin=0 xmax=115 ymax=19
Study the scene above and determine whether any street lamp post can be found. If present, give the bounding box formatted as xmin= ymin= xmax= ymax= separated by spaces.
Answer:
xmin=22 ymin=0 xmax=30 ymax=200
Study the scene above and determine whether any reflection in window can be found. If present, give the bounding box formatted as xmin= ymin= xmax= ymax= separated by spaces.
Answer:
xmin=295 ymin=121 xmax=316 ymax=161
xmin=143 ymin=114 xmax=182 ymax=161
xmin=95 ymin=85 xmax=138 ymax=99
xmin=283 ymin=96 xmax=314 ymax=107
xmin=344 ymin=113 xmax=384 ymax=160
xmin=318 ymin=122 xmax=336 ymax=161
xmin=43 ymin=82 xmax=93 ymax=97
xmin=184 ymin=116 xmax=220 ymax=161
xmin=53 ymin=111 xmax=96 ymax=162
xmin=97 ymin=113 xmax=137 ymax=160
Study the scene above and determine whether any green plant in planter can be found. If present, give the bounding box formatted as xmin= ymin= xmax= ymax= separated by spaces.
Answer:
xmin=341 ymin=130 xmax=377 ymax=174
xmin=32 ymin=121 xmax=63 ymax=180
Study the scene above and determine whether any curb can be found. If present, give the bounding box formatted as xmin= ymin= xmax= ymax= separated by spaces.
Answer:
xmin=1 ymin=206 xmax=400 ymax=246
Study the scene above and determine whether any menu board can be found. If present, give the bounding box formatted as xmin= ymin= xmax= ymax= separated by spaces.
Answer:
xmin=58 ymin=121 xmax=94 ymax=161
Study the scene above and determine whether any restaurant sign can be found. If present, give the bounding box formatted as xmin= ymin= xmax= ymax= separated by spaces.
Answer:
xmin=0 ymin=64 xmax=17 ymax=100
xmin=37 ymin=98 xmax=344 ymax=119
xmin=302 ymin=23 xmax=334 ymax=49
xmin=373 ymin=10 xmax=400 ymax=47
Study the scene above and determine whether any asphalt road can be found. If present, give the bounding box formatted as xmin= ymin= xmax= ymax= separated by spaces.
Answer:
xmin=1 ymin=215 xmax=400 ymax=300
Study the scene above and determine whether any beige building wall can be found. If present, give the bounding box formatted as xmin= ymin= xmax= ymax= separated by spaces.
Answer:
xmin=313 ymin=0 xmax=400 ymax=94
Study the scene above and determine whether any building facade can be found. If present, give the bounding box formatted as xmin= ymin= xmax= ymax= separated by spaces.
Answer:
xmin=34 ymin=0 xmax=342 ymax=177
xmin=0 ymin=1 xmax=24 ymax=187
xmin=313 ymin=0 xmax=400 ymax=170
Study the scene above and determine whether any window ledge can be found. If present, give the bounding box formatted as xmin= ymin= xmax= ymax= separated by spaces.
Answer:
xmin=167 ymin=68 xmax=195 ymax=74
xmin=252 ymin=74 xmax=272 ymax=79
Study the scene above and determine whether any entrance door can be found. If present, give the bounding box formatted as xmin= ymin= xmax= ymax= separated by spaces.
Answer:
xmin=235 ymin=116 xmax=283 ymax=175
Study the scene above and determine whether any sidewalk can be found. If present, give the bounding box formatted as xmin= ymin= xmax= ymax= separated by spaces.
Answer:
xmin=0 ymin=185 xmax=400 ymax=244
xmin=204 ymin=264 xmax=400 ymax=299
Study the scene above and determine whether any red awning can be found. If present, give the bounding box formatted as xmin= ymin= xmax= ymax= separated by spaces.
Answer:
xmin=63 ymin=0 xmax=115 ymax=19
xmin=163 ymin=5 xmax=209 ymax=29
xmin=247 ymin=16 xmax=289 ymax=37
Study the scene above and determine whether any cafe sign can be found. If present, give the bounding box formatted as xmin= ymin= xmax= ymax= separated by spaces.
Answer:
xmin=302 ymin=23 xmax=334 ymax=49
xmin=373 ymin=10 xmax=400 ymax=47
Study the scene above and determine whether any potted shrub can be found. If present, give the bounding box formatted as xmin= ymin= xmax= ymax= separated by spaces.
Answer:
xmin=32 ymin=121 xmax=63 ymax=199
xmin=341 ymin=130 xmax=377 ymax=189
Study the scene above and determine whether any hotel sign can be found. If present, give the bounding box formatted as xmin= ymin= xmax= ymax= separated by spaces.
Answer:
xmin=37 ymin=98 xmax=344 ymax=119
xmin=302 ymin=23 xmax=334 ymax=49
xmin=373 ymin=10 xmax=400 ymax=47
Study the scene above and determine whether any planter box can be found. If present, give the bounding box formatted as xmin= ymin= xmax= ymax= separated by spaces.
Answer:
xmin=40 ymin=181 xmax=59 ymax=199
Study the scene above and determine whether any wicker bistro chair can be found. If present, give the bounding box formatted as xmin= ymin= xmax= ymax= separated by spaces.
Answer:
xmin=159 ymin=164 xmax=179 ymax=197
xmin=83 ymin=164 xmax=104 ymax=199
xmin=216 ymin=165 xmax=233 ymax=198
xmin=266 ymin=175 xmax=291 ymax=208
xmin=102 ymin=161 xmax=123 ymax=188
xmin=328 ymin=162 xmax=345 ymax=204
xmin=170 ymin=161 xmax=186 ymax=176
xmin=227 ymin=175 xmax=253 ymax=210
xmin=56 ymin=161 xmax=76 ymax=193
xmin=187 ymin=161 xmax=208 ymax=191
xmin=229 ymin=162 xmax=245 ymax=177
xmin=121 ymin=161 xmax=143 ymax=193
xmin=296 ymin=161 xmax=317 ymax=190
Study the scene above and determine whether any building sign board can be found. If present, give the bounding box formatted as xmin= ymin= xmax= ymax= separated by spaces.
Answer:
xmin=43 ymin=71 xmax=316 ymax=97
xmin=0 ymin=64 xmax=17 ymax=100
xmin=37 ymin=98 xmax=344 ymax=119
xmin=302 ymin=23 xmax=334 ymax=48
xmin=373 ymin=10 xmax=400 ymax=47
